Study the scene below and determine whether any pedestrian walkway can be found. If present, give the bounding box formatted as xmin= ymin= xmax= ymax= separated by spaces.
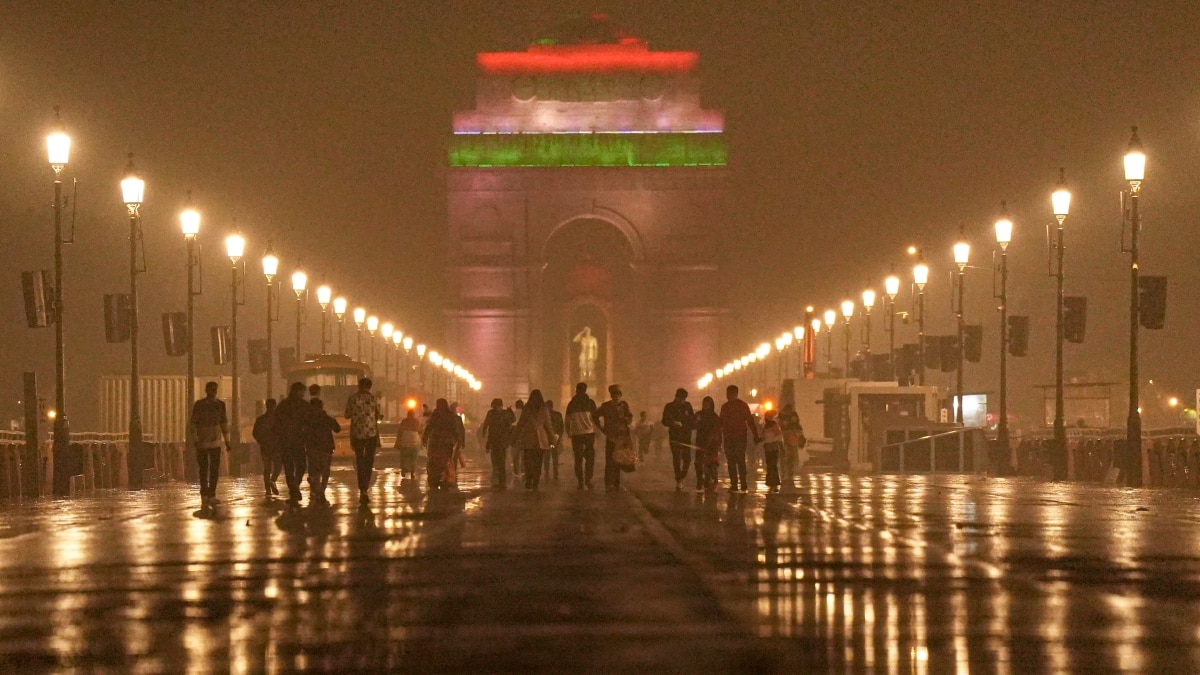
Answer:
xmin=1 ymin=451 xmax=1199 ymax=672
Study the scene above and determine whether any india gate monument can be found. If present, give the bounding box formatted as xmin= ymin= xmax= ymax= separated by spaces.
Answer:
xmin=443 ymin=17 xmax=730 ymax=406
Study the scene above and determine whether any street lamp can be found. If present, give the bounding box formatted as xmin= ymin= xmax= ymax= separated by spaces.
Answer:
xmin=885 ymin=272 xmax=900 ymax=381
xmin=262 ymin=243 xmax=280 ymax=402
xmin=381 ymin=321 xmax=394 ymax=391
xmin=953 ymin=232 xmax=971 ymax=424
xmin=180 ymin=196 xmax=201 ymax=471
xmin=390 ymin=329 xmax=402 ymax=416
xmin=225 ymin=233 xmax=246 ymax=448
xmin=1124 ymin=127 xmax=1146 ymax=486
xmin=994 ymin=206 xmax=1013 ymax=469
xmin=416 ymin=343 xmax=427 ymax=394
xmin=1051 ymin=168 xmax=1071 ymax=479
xmin=353 ymin=307 xmax=366 ymax=360
xmin=333 ymin=296 xmax=347 ymax=354
xmin=823 ymin=309 xmax=836 ymax=375
xmin=862 ymin=288 xmax=876 ymax=370
xmin=47 ymin=111 xmax=72 ymax=491
xmin=367 ymin=315 xmax=379 ymax=368
xmin=316 ymin=285 xmax=331 ymax=354
xmin=841 ymin=300 xmax=854 ymax=375
xmin=913 ymin=256 xmax=930 ymax=385
xmin=402 ymin=335 xmax=414 ymax=395
xmin=291 ymin=270 xmax=307 ymax=360
xmin=121 ymin=155 xmax=146 ymax=465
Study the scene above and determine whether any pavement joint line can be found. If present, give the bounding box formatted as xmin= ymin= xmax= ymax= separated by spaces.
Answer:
xmin=625 ymin=489 xmax=762 ymax=636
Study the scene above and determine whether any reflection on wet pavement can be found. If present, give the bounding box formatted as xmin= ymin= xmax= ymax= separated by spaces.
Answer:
xmin=1 ymin=451 xmax=1199 ymax=672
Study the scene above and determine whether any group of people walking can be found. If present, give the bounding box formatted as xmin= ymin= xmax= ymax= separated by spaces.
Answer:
xmin=189 ymin=378 xmax=805 ymax=508
xmin=661 ymin=384 xmax=804 ymax=494
xmin=189 ymin=377 xmax=384 ymax=509
xmin=477 ymin=382 xmax=804 ymax=495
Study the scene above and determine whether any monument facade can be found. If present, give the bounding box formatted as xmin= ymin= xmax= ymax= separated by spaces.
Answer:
xmin=444 ymin=21 xmax=730 ymax=406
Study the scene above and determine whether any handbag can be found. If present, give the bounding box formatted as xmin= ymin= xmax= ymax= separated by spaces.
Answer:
xmin=613 ymin=434 xmax=637 ymax=472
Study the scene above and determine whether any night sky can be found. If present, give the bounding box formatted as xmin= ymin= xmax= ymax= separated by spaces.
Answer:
xmin=2 ymin=1 xmax=1199 ymax=429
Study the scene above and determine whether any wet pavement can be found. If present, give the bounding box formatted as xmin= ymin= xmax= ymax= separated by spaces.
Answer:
xmin=2 ymin=450 xmax=1200 ymax=672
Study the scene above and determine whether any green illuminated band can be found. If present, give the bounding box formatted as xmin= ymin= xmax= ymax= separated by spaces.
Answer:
xmin=448 ymin=132 xmax=727 ymax=167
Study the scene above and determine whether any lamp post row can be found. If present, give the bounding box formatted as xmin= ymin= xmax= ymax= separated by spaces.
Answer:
xmin=698 ymin=128 xmax=1148 ymax=487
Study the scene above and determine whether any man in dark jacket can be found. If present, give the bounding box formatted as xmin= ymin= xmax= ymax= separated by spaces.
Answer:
xmin=252 ymin=398 xmax=280 ymax=499
xmin=661 ymin=388 xmax=696 ymax=491
xmin=479 ymin=398 xmax=515 ymax=489
xmin=273 ymin=382 xmax=314 ymax=505
xmin=190 ymin=381 xmax=230 ymax=509
xmin=305 ymin=398 xmax=341 ymax=506
xmin=719 ymin=385 xmax=760 ymax=493
xmin=596 ymin=384 xmax=633 ymax=492
xmin=565 ymin=382 xmax=598 ymax=490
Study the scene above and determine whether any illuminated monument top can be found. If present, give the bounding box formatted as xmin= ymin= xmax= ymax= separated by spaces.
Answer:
xmin=449 ymin=21 xmax=725 ymax=167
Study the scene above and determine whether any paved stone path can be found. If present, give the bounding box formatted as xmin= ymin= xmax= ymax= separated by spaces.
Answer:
xmin=1 ymin=449 xmax=1199 ymax=672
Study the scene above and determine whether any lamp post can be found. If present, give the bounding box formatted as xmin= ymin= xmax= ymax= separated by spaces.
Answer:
xmin=291 ymin=270 xmax=307 ymax=360
xmin=994 ymin=207 xmax=1013 ymax=465
xmin=47 ymin=113 xmax=71 ymax=486
xmin=884 ymin=272 xmax=900 ymax=382
xmin=809 ymin=318 xmax=821 ymax=377
xmin=367 ymin=315 xmax=379 ymax=369
xmin=1124 ymin=128 xmax=1146 ymax=486
xmin=390 ymin=329 xmax=402 ymax=417
xmin=180 ymin=197 xmax=201 ymax=459
xmin=226 ymin=233 xmax=246 ymax=448
xmin=333 ymin=297 xmax=347 ymax=354
xmin=353 ymin=307 xmax=366 ymax=361
xmin=381 ymin=321 xmax=394 ymax=388
xmin=913 ymin=257 xmax=929 ymax=385
xmin=841 ymin=300 xmax=854 ymax=374
xmin=417 ymin=344 xmax=427 ymax=395
xmin=403 ymin=336 xmax=414 ymax=396
xmin=121 ymin=156 xmax=145 ymax=464
xmin=953 ymin=232 xmax=971 ymax=424
xmin=317 ymin=285 xmax=331 ymax=354
xmin=862 ymin=288 xmax=876 ymax=365
xmin=1051 ymin=169 xmax=1071 ymax=479
xmin=823 ymin=309 xmax=836 ymax=375
xmin=262 ymin=244 xmax=279 ymax=402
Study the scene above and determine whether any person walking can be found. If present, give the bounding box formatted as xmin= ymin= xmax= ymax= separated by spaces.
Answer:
xmin=720 ymin=385 xmax=760 ymax=493
xmin=597 ymin=384 xmax=633 ymax=493
xmin=694 ymin=396 xmax=722 ymax=493
xmin=479 ymin=398 xmax=515 ymax=489
xmin=422 ymin=398 xmax=463 ymax=491
xmin=190 ymin=381 xmax=231 ymax=509
xmin=344 ymin=377 xmax=382 ymax=506
xmin=274 ymin=382 xmax=313 ymax=505
xmin=565 ymin=382 xmax=599 ymax=490
xmin=396 ymin=408 xmax=423 ymax=481
xmin=514 ymin=389 xmax=556 ymax=491
xmin=305 ymin=397 xmax=341 ymax=505
xmin=761 ymin=410 xmax=784 ymax=493
xmin=778 ymin=403 xmax=805 ymax=487
xmin=252 ymin=397 xmax=281 ymax=499
xmin=544 ymin=400 xmax=564 ymax=482
xmin=661 ymin=388 xmax=696 ymax=491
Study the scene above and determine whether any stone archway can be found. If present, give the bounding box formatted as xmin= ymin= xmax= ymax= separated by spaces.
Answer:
xmin=540 ymin=217 xmax=637 ymax=403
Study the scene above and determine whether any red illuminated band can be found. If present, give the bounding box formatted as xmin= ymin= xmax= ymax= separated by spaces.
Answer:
xmin=479 ymin=45 xmax=698 ymax=75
